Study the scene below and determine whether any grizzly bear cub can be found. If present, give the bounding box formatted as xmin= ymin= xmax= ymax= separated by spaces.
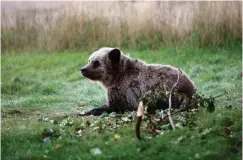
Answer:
xmin=80 ymin=47 xmax=196 ymax=116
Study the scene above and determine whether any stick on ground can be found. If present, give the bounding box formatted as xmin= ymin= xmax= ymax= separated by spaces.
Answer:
xmin=168 ymin=69 xmax=181 ymax=130
xmin=136 ymin=101 xmax=143 ymax=140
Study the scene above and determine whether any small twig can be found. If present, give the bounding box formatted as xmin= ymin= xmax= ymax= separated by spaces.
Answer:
xmin=171 ymin=105 xmax=187 ymax=116
xmin=216 ymin=133 xmax=230 ymax=139
xmin=115 ymin=118 xmax=117 ymax=134
xmin=168 ymin=69 xmax=181 ymax=130
xmin=211 ymin=92 xmax=228 ymax=99
xmin=168 ymin=91 xmax=227 ymax=117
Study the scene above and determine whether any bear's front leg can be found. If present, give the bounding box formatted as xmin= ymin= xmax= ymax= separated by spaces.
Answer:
xmin=78 ymin=104 xmax=131 ymax=116
xmin=78 ymin=104 xmax=114 ymax=116
xmin=79 ymin=88 xmax=138 ymax=116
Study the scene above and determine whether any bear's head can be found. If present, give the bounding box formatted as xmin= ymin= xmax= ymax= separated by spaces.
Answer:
xmin=81 ymin=47 xmax=124 ymax=86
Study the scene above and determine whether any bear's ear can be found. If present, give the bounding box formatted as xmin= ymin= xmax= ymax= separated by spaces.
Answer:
xmin=108 ymin=48 xmax=120 ymax=63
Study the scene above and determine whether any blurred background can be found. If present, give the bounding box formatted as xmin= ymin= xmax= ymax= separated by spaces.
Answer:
xmin=1 ymin=1 xmax=242 ymax=53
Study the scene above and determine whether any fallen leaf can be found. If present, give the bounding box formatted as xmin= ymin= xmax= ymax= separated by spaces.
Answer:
xmin=85 ymin=120 xmax=91 ymax=127
xmin=114 ymin=134 xmax=120 ymax=140
xmin=55 ymin=144 xmax=62 ymax=149
xmin=43 ymin=137 xmax=50 ymax=143
xmin=90 ymin=148 xmax=102 ymax=155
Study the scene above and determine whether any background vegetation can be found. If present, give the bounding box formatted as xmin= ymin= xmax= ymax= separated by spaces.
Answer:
xmin=1 ymin=1 xmax=242 ymax=53
xmin=1 ymin=1 xmax=242 ymax=160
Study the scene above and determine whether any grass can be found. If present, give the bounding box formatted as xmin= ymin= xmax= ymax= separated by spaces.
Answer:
xmin=1 ymin=45 xmax=242 ymax=160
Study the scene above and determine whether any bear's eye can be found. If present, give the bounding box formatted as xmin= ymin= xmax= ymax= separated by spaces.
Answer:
xmin=93 ymin=60 xmax=100 ymax=68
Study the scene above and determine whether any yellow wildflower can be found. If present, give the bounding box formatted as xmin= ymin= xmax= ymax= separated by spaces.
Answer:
xmin=113 ymin=134 xmax=120 ymax=140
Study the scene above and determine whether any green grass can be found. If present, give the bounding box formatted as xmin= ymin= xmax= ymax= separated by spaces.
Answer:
xmin=1 ymin=45 xmax=242 ymax=160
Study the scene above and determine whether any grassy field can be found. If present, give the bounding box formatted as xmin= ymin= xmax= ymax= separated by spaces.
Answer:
xmin=1 ymin=46 xmax=242 ymax=160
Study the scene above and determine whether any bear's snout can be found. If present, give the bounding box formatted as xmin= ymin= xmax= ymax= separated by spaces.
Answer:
xmin=80 ymin=65 xmax=102 ymax=80
xmin=81 ymin=67 xmax=89 ymax=77
xmin=81 ymin=67 xmax=87 ymax=73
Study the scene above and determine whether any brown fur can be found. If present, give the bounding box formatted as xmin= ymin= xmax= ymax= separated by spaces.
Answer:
xmin=80 ymin=47 xmax=196 ymax=116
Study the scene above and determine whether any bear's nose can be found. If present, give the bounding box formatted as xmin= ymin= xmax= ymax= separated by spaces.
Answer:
xmin=81 ymin=67 xmax=87 ymax=73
